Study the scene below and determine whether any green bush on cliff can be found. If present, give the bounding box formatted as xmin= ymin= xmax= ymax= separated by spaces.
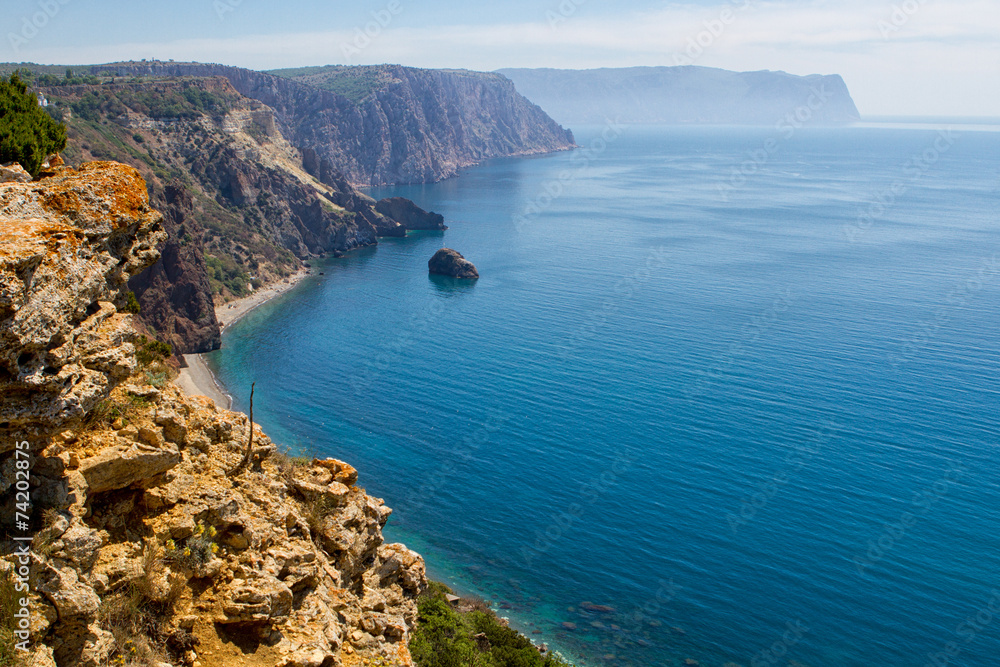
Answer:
xmin=135 ymin=335 xmax=173 ymax=366
xmin=411 ymin=583 xmax=570 ymax=667
xmin=0 ymin=73 xmax=68 ymax=177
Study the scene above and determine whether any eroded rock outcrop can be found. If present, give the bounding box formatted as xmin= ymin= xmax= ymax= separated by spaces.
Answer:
xmin=428 ymin=248 xmax=479 ymax=279
xmin=0 ymin=161 xmax=427 ymax=667
xmin=0 ymin=161 xmax=165 ymax=445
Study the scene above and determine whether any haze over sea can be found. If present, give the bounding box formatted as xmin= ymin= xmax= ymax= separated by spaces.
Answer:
xmin=208 ymin=123 xmax=1000 ymax=667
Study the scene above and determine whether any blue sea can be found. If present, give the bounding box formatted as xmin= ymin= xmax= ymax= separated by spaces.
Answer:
xmin=207 ymin=123 xmax=1000 ymax=667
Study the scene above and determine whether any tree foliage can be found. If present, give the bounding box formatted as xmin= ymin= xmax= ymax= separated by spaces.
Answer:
xmin=411 ymin=583 xmax=571 ymax=667
xmin=0 ymin=73 xmax=67 ymax=177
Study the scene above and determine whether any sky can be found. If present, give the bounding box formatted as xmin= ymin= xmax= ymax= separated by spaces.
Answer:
xmin=3 ymin=0 xmax=999 ymax=116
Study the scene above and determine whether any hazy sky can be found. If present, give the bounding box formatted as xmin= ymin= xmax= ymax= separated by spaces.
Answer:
xmin=4 ymin=0 xmax=999 ymax=116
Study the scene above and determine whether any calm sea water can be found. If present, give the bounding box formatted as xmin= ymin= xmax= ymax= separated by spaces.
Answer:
xmin=207 ymin=124 xmax=1000 ymax=667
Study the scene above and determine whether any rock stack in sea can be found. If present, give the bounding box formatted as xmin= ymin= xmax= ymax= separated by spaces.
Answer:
xmin=0 ymin=161 xmax=427 ymax=667
xmin=428 ymin=248 xmax=479 ymax=279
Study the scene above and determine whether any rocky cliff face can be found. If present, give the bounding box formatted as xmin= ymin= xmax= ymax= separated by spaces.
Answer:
xmin=127 ymin=184 xmax=221 ymax=354
xmin=20 ymin=65 xmax=575 ymax=353
xmin=41 ymin=77 xmax=409 ymax=354
xmin=0 ymin=162 xmax=427 ymax=667
xmin=88 ymin=62 xmax=577 ymax=186
xmin=0 ymin=162 xmax=165 ymax=444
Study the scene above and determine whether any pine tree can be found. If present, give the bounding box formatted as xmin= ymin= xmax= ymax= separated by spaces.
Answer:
xmin=0 ymin=73 xmax=68 ymax=177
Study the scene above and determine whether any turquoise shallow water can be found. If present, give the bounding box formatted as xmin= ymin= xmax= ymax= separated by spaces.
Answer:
xmin=207 ymin=124 xmax=1000 ymax=667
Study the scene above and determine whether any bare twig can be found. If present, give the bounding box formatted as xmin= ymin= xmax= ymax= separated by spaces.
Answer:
xmin=226 ymin=382 xmax=255 ymax=476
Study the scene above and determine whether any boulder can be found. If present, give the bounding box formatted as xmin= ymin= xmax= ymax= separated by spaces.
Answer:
xmin=0 ymin=162 xmax=32 ymax=183
xmin=313 ymin=458 xmax=359 ymax=486
xmin=429 ymin=248 xmax=479 ymax=279
xmin=78 ymin=441 xmax=180 ymax=493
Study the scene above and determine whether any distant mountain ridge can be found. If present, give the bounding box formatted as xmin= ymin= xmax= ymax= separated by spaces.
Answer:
xmin=82 ymin=61 xmax=576 ymax=186
xmin=496 ymin=66 xmax=861 ymax=126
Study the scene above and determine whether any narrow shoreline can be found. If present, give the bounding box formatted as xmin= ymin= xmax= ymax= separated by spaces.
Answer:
xmin=174 ymin=267 xmax=310 ymax=407
xmin=216 ymin=267 xmax=310 ymax=332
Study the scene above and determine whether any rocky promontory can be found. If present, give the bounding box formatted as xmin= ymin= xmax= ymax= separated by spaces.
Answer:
xmin=0 ymin=161 xmax=427 ymax=667
xmin=499 ymin=65 xmax=862 ymax=126
xmin=428 ymin=248 xmax=479 ymax=279
xmin=376 ymin=198 xmax=447 ymax=231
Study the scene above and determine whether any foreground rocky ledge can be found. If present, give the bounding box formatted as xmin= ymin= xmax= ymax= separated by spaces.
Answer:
xmin=0 ymin=161 xmax=165 ymax=445
xmin=0 ymin=161 xmax=427 ymax=667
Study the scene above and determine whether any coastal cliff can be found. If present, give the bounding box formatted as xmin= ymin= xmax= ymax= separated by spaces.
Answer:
xmin=86 ymin=62 xmax=577 ymax=186
xmin=498 ymin=66 xmax=862 ymax=126
xmin=1 ymin=63 xmax=577 ymax=355
xmin=0 ymin=162 xmax=427 ymax=667
xmin=35 ymin=76 xmax=411 ymax=355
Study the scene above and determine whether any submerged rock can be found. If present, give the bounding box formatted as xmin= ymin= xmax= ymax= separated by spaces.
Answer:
xmin=428 ymin=248 xmax=479 ymax=279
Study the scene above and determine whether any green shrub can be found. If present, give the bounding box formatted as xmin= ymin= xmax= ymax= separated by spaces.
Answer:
xmin=0 ymin=73 xmax=67 ymax=177
xmin=123 ymin=291 xmax=142 ymax=314
xmin=410 ymin=583 xmax=570 ymax=667
xmin=136 ymin=336 xmax=172 ymax=366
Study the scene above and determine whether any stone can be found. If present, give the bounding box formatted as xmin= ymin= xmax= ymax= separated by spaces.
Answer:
xmin=428 ymin=248 xmax=479 ymax=279
xmin=0 ymin=162 xmax=32 ymax=183
xmin=312 ymin=457 xmax=359 ymax=486
xmin=35 ymin=561 xmax=100 ymax=624
xmin=78 ymin=441 xmax=180 ymax=493
xmin=58 ymin=522 xmax=104 ymax=570
xmin=219 ymin=580 xmax=294 ymax=624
